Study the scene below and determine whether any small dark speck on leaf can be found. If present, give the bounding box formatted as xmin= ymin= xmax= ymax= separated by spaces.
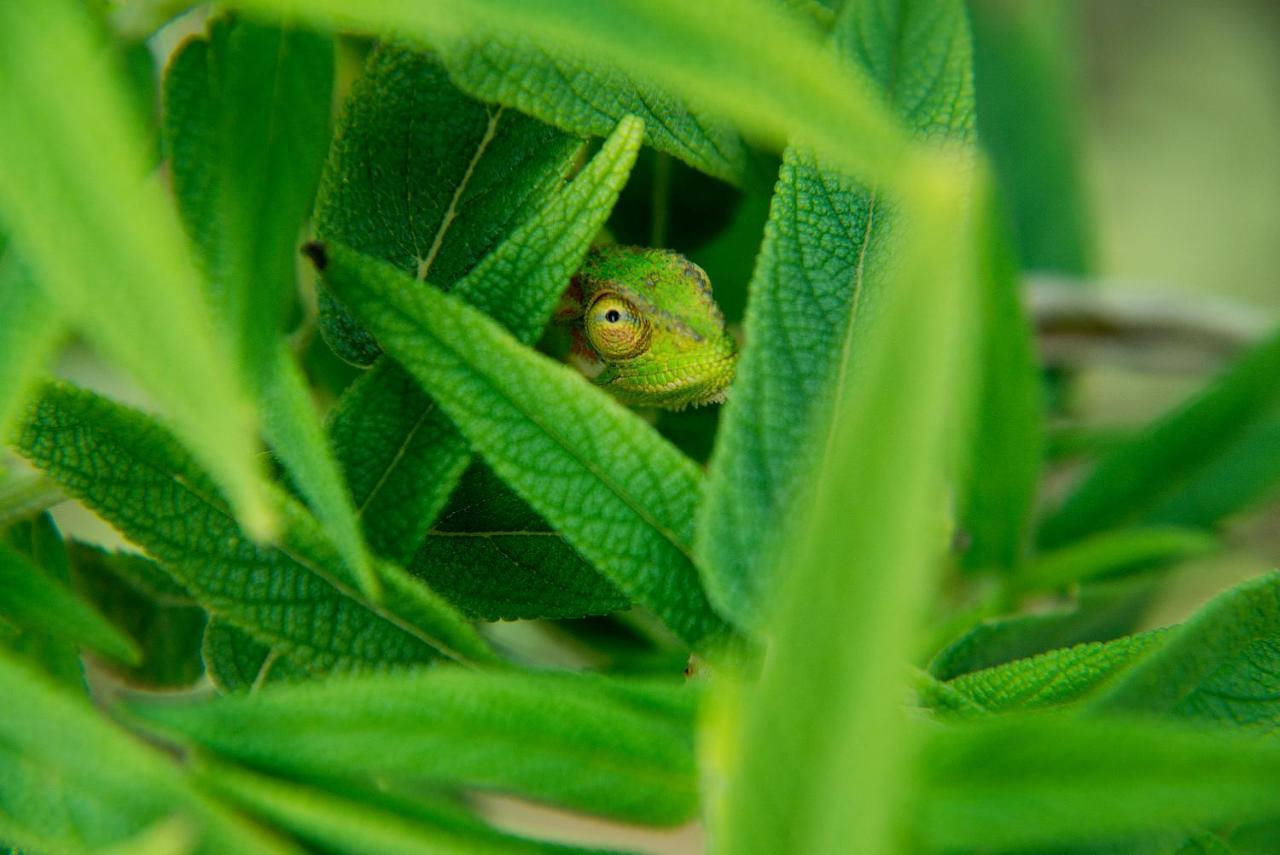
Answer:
xmin=302 ymin=241 xmax=328 ymax=271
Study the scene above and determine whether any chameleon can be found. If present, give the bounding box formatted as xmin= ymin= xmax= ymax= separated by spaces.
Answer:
xmin=556 ymin=245 xmax=738 ymax=411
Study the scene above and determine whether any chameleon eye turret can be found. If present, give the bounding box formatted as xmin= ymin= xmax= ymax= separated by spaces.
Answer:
xmin=560 ymin=246 xmax=738 ymax=410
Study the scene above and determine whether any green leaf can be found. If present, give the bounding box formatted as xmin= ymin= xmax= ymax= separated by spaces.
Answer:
xmin=67 ymin=544 xmax=207 ymax=688
xmin=202 ymin=618 xmax=306 ymax=693
xmin=0 ymin=541 xmax=139 ymax=666
xmin=163 ymin=18 xmax=376 ymax=597
xmin=968 ymin=0 xmax=1095 ymax=275
xmin=0 ymin=648 xmax=300 ymax=854
xmin=935 ymin=629 xmax=1170 ymax=717
xmin=0 ymin=0 xmax=272 ymax=536
xmin=196 ymin=762 xmax=601 ymax=854
xmin=0 ymin=252 xmax=61 ymax=447
xmin=956 ymin=192 xmax=1044 ymax=573
xmin=697 ymin=0 xmax=976 ymax=626
xmin=1014 ymin=526 xmax=1218 ymax=595
xmin=1040 ymin=327 xmax=1280 ymax=548
xmin=1092 ymin=572 xmax=1280 ymax=730
xmin=917 ymin=715 xmax=1280 ymax=852
xmin=412 ymin=462 xmax=629 ymax=621
xmin=711 ymin=4 xmax=979 ymax=851
xmin=1 ymin=514 xmax=84 ymax=685
xmin=227 ymin=0 xmax=925 ymax=193
xmin=15 ymin=382 xmax=491 ymax=673
xmin=0 ymin=472 xmax=65 ymax=529
xmin=311 ymin=236 xmax=734 ymax=651
xmin=437 ymin=34 xmax=748 ymax=184
xmin=313 ymin=43 xmax=582 ymax=366
xmin=129 ymin=669 xmax=699 ymax=825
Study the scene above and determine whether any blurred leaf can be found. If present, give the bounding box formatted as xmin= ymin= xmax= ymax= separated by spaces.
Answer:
xmin=0 ymin=648 xmax=299 ymax=854
xmin=0 ymin=252 xmax=61 ymax=447
xmin=0 ymin=472 xmax=65 ymax=529
xmin=0 ymin=0 xmax=272 ymax=536
xmin=314 ymin=43 xmax=582 ymax=366
xmin=1093 ymin=572 xmax=1280 ymax=731
xmin=130 ymin=669 xmax=700 ymax=825
xmin=698 ymin=0 xmax=976 ymax=627
xmin=16 ymin=382 xmax=492 ymax=673
xmin=412 ymin=462 xmax=629 ymax=621
xmin=68 ymin=544 xmax=207 ymax=688
xmin=968 ymin=0 xmax=1094 ymax=275
xmin=957 ymin=192 xmax=1043 ymax=573
xmin=438 ymin=34 xmax=748 ymax=184
xmin=930 ymin=575 xmax=1157 ymax=679
xmin=0 ymin=541 xmax=139 ymax=666
xmin=227 ymin=0 xmax=921 ymax=192
xmin=713 ymin=4 xmax=978 ymax=852
xmin=932 ymin=628 xmax=1169 ymax=718
xmin=198 ymin=762 xmax=603 ymax=854
xmin=1040 ymin=328 xmax=1280 ymax=548
xmin=917 ymin=715 xmax=1280 ymax=852
xmin=1014 ymin=526 xmax=1217 ymax=595
xmin=311 ymin=238 xmax=734 ymax=651
xmin=2 ymin=514 xmax=88 ymax=686
xmin=202 ymin=619 xmax=305 ymax=693
xmin=163 ymin=17 xmax=376 ymax=597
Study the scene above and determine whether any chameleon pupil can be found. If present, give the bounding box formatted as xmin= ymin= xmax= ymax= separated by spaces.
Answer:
xmin=605 ymin=309 xmax=621 ymax=323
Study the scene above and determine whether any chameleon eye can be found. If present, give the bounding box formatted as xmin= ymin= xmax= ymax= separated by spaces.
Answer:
xmin=586 ymin=293 xmax=651 ymax=361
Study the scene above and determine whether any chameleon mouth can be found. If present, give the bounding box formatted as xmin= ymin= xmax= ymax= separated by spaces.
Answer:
xmin=603 ymin=350 xmax=738 ymax=410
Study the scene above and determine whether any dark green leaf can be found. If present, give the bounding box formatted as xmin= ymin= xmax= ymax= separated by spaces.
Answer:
xmin=202 ymin=618 xmax=306 ymax=693
xmin=0 ymin=0 xmax=273 ymax=536
xmin=1040 ymin=328 xmax=1280 ymax=548
xmin=412 ymin=462 xmax=628 ymax=621
xmin=16 ymin=382 xmax=492 ymax=673
xmin=697 ymin=0 xmax=976 ymax=626
xmin=438 ymin=34 xmax=748 ymax=184
xmin=130 ymin=669 xmax=699 ymax=825
xmin=312 ymin=235 xmax=735 ymax=651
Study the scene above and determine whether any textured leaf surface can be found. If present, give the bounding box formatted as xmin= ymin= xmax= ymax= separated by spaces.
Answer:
xmin=1092 ymin=572 xmax=1280 ymax=731
xmin=936 ymin=629 xmax=1169 ymax=717
xmin=919 ymin=716 xmax=1280 ymax=852
xmin=698 ymin=0 xmax=976 ymax=626
xmin=313 ymin=240 xmax=734 ymax=651
xmin=202 ymin=618 xmax=306 ymax=693
xmin=0 ymin=648 xmax=298 ymax=855
xmin=68 ymin=544 xmax=207 ymax=688
xmin=131 ymin=669 xmax=699 ymax=825
xmin=314 ymin=43 xmax=581 ymax=365
xmin=438 ymin=34 xmax=747 ymax=183
xmin=1040 ymin=328 xmax=1280 ymax=548
xmin=0 ymin=541 xmax=139 ymax=665
xmin=16 ymin=383 xmax=490 ymax=673
xmin=199 ymin=763 xmax=597 ymax=855
xmin=0 ymin=0 xmax=271 ymax=533
xmin=413 ymin=462 xmax=628 ymax=621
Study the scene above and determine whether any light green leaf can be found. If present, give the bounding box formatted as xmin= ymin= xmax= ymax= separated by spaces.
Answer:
xmin=310 ymin=236 xmax=734 ymax=651
xmin=698 ymin=0 xmax=976 ymax=626
xmin=1015 ymin=526 xmax=1217 ymax=595
xmin=197 ymin=762 xmax=603 ymax=854
xmin=1040 ymin=328 xmax=1280 ymax=548
xmin=225 ymin=0 xmax=925 ymax=192
xmin=1 ymin=514 xmax=84 ymax=685
xmin=0 ymin=472 xmax=65 ymax=529
xmin=413 ymin=462 xmax=629 ymax=621
xmin=956 ymin=191 xmax=1044 ymax=573
xmin=202 ymin=618 xmax=305 ymax=693
xmin=314 ymin=43 xmax=582 ymax=366
xmin=1092 ymin=572 xmax=1280 ymax=730
xmin=936 ymin=628 xmax=1169 ymax=717
xmin=0 ymin=648 xmax=300 ymax=854
xmin=437 ymin=34 xmax=748 ymax=184
xmin=130 ymin=669 xmax=700 ymax=825
xmin=67 ymin=544 xmax=207 ymax=688
xmin=16 ymin=382 xmax=492 ymax=673
xmin=0 ymin=252 xmax=61 ymax=447
xmin=0 ymin=541 xmax=139 ymax=666
xmin=0 ymin=0 xmax=272 ymax=536
xmin=918 ymin=715 xmax=1280 ymax=852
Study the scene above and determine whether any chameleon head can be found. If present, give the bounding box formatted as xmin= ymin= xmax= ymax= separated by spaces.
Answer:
xmin=561 ymin=246 xmax=737 ymax=410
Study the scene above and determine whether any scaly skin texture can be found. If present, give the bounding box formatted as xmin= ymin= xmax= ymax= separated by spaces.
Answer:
xmin=558 ymin=246 xmax=738 ymax=410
